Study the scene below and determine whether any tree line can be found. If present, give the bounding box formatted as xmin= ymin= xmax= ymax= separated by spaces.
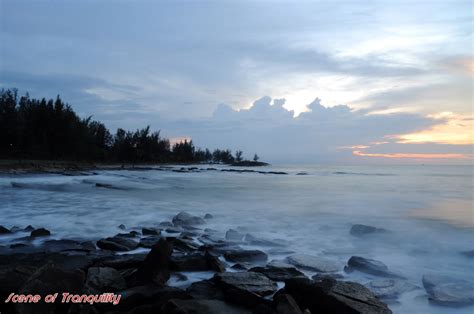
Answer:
xmin=0 ymin=88 xmax=259 ymax=163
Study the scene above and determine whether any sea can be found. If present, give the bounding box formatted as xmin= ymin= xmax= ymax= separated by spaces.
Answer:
xmin=0 ymin=164 xmax=473 ymax=313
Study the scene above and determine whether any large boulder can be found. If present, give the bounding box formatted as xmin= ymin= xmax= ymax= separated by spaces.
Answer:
xmin=287 ymin=254 xmax=339 ymax=273
xmin=224 ymin=250 xmax=268 ymax=264
xmin=16 ymin=263 xmax=85 ymax=314
xmin=350 ymin=224 xmax=387 ymax=237
xmin=135 ymin=238 xmax=173 ymax=285
xmin=226 ymin=229 xmax=244 ymax=241
xmin=422 ymin=273 xmax=474 ymax=307
xmin=345 ymin=256 xmax=404 ymax=279
xmin=171 ymin=252 xmax=225 ymax=272
xmin=249 ymin=265 xmax=306 ymax=281
xmin=96 ymin=236 xmax=138 ymax=252
xmin=285 ymin=277 xmax=392 ymax=314
xmin=86 ymin=267 xmax=126 ymax=292
xmin=214 ymin=271 xmax=278 ymax=307
xmin=172 ymin=211 xmax=206 ymax=226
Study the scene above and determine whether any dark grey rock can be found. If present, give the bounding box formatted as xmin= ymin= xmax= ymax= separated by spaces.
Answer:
xmin=142 ymin=227 xmax=160 ymax=235
xmin=171 ymin=252 xmax=225 ymax=272
xmin=96 ymin=236 xmax=138 ymax=252
xmin=226 ymin=229 xmax=245 ymax=241
xmin=285 ymin=277 xmax=392 ymax=314
xmin=118 ymin=224 xmax=126 ymax=230
xmin=187 ymin=279 xmax=225 ymax=300
xmin=287 ymin=254 xmax=339 ymax=273
xmin=274 ymin=294 xmax=302 ymax=314
xmin=422 ymin=273 xmax=474 ymax=307
xmin=204 ymin=213 xmax=214 ymax=219
xmin=135 ymin=238 xmax=173 ymax=285
xmin=350 ymin=224 xmax=387 ymax=237
xmin=30 ymin=228 xmax=50 ymax=238
xmin=139 ymin=235 xmax=162 ymax=248
xmin=172 ymin=211 xmax=206 ymax=226
xmin=86 ymin=267 xmax=126 ymax=292
xmin=345 ymin=256 xmax=405 ymax=279
xmin=0 ymin=225 xmax=11 ymax=234
xmin=42 ymin=239 xmax=96 ymax=252
xmin=224 ymin=250 xmax=268 ymax=264
xmin=250 ymin=265 xmax=306 ymax=281
xmin=24 ymin=225 xmax=35 ymax=232
xmin=96 ymin=253 xmax=146 ymax=269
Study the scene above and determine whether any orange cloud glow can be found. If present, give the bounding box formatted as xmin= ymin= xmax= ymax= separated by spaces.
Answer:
xmin=394 ymin=112 xmax=474 ymax=145
xmin=352 ymin=150 xmax=469 ymax=159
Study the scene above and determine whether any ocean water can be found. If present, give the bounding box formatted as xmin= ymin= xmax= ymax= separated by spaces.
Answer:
xmin=0 ymin=164 xmax=473 ymax=313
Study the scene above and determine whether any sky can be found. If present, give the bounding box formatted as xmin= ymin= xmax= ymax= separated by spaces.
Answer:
xmin=0 ymin=0 xmax=472 ymax=163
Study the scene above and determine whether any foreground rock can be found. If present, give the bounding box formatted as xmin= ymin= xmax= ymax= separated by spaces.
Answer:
xmin=86 ymin=267 xmax=127 ymax=292
xmin=345 ymin=256 xmax=404 ymax=279
xmin=135 ymin=238 xmax=173 ymax=285
xmin=164 ymin=299 xmax=250 ymax=314
xmin=285 ymin=277 xmax=392 ymax=314
xmin=214 ymin=271 xmax=278 ymax=307
xmin=172 ymin=211 xmax=206 ymax=226
xmin=422 ymin=273 xmax=474 ymax=307
xmin=287 ymin=254 xmax=339 ymax=273
xmin=350 ymin=224 xmax=387 ymax=237
xmin=250 ymin=265 xmax=306 ymax=281
xmin=96 ymin=236 xmax=138 ymax=251
xmin=30 ymin=228 xmax=51 ymax=238
xmin=171 ymin=252 xmax=225 ymax=272
xmin=224 ymin=249 xmax=268 ymax=264
xmin=274 ymin=293 xmax=303 ymax=314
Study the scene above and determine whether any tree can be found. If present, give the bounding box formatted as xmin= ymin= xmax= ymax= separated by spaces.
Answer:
xmin=253 ymin=154 xmax=259 ymax=161
xmin=235 ymin=150 xmax=243 ymax=162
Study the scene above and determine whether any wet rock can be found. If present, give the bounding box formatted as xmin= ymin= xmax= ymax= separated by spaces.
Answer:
xmin=118 ymin=224 xmax=126 ymax=230
xmin=366 ymin=278 xmax=418 ymax=300
xmin=171 ymin=252 xmax=225 ymax=272
xmin=115 ymin=231 xmax=138 ymax=238
xmin=96 ymin=253 xmax=146 ymax=269
xmin=171 ymin=237 xmax=201 ymax=252
xmin=0 ymin=225 xmax=11 ymax=234
xmin=187 ymin=279 xmax=225 ymax=300
xmin=164 ymin=299 xmax=250 ymax=314
xmin=422 ymin=273 xmax=474 ymax=306
xmin=139 ymin=235 xmax=162 ymax=248
xmin=226 ymin=229 xmax=245 ymax=241
xmin=172 ymin=211 xmax=206 ymax=226
xmin=274 ymin=294 xmax=302 ymax=314
xmin=24 ymin=225 xmax=35 ymax=232
xmin=224 ymin=250 xmax=268 ymax=264
xmin=118 ymin=284 xmax=190 ymax=310
xmin=142 ymin=227 xmax=160 ymax=235
xmin=16 ymin=263 xmax=85 ymax=314
xmin=231 ymin=263 xmax=249 ymax=271
xmin=461 ymin=250 xmax=474 ymax=258
xmin=285 ymin=277 xmax=392 ymax=314
xmin=86 ymin=267 xmax=126 ymax=292
xmin=96 ymin=236 xmax=138 ymax=252
xmin=345 ymin=256 xmax=404 ymax=279
xmin=42 ymin=239 xmax=96 ymax=252
xmin=204 ymin=213 xmax=214 ymax=219
xmin=165 ymin=227 xmax=183 ymax=234
xmin=287 ymin=254 xmax=339 ymax=273
xmin=214 ymin=271 xmax=278 ymax=307
xmin=30 ymin=228 xmax=50 ymax=238
xmin=135 ymin=238 xmax=173 ymax=285
xmin=350 ymin=224 xmax=387 ymax=237
xmin=0 ymin=252 xmax=95 ymax=271
xmin=250 ymin=265 xmax=306 ymax=281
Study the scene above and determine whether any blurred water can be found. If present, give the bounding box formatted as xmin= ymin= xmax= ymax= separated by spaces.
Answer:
xmin=0 ymin=164 xmax=473 ymax=313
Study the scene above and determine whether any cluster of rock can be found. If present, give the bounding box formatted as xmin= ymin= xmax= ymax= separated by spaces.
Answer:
xmin=0 ymin=217 xmax=472 ymax=313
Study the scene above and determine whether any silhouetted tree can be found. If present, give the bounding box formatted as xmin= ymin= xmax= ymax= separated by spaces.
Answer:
xmin=235 ymin=150 xmax=243 ymax=162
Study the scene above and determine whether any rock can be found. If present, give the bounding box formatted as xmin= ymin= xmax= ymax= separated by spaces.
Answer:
xmin=187 ymin=279 xmax=225 ymax=300
xmin=461 ymin=250 xmax=474 ymax=258
xmin=224 ymin=250 xmax=268 ymax=264
xmin=30 ymin=228 xmax=51 ymax=238
xmin=118 ymin=284 xmax=190 ymax=310
xmin=24 ymin=225 xmax=35 ymax=232
xmin=296 ymin=172 xmax=308 ymax=176
xmin=250 ymin=265 xmax=306 ymax=281
xmin=96 ymin=236 xmax=138 ymax=251
xmin=252 ymin=304 xmax=276 ymax=314
xmin=214 ymin=272 xmax=278 ymax=307
xmin=118 ymin=224 xmax=126 ymax=230
xmin=0 ymin=251 xmax=95 ymax=271
xmin=422 ymin=273 xmax=474 ymax=306
xmin=96 ymin=253 xmax=146 ymax=269
xmin=10 ymin=226 xmax=22 ymax=232
xmin=172 ymin=211 xmax=206 ymax=226
xmin=287 ymin=254 xmax=339 ymax=273
xmin=312 ymin=273 xmax=345 ymax=281
xmin=171 ymin=237 xmax=200 ymax=252
xmin=42 ymin=239 xmax=96 ymax=252
xmin=139 ymin=235 xmax=162 ymax=248
xmin=345 ymin=256 xmax=404 ymax=279
xmin=159 ymin=221 xmax=174 ymax=227
xmin=0 ymin=225 xmax=11 ymax=234
xmin=350 ymin=224 xmax=387 ymax=237
xmin=142 ymin=227 xmax=160 ymax=235
xmin=204 ymin=213 xmax=214 ymax=219
xmin=285 ymin=277 xmax=392 ymax=314
xmin=274 ymin=294 xmax=302 ymax=314
xmin=231 ymin=263 xmax=248 ymax=271
xmin=171 ymin=252 xmax=225 ymax=272
xmin=366 ymin=279 xmax=417 ymax=300
xmin=86 ymin=267 xmax=126 ymax=292
xmin=16 ymin=263 xmax=85 ymax=314
xmin=135 ymin=238 xmax=173 ymax=285
xmin=164 ymin=299 xmax=250 ymax=314
xmin=226 ymin=229 xmax=245 ymax=241
xmin=244 ymin=234 xmax=285 ymax=247
xmin=115 ymin=232 xmax=138 ymax=238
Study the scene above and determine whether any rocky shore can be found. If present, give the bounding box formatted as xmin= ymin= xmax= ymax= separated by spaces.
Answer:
xmin=0 ymin=212 xmax=472 ymax=314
